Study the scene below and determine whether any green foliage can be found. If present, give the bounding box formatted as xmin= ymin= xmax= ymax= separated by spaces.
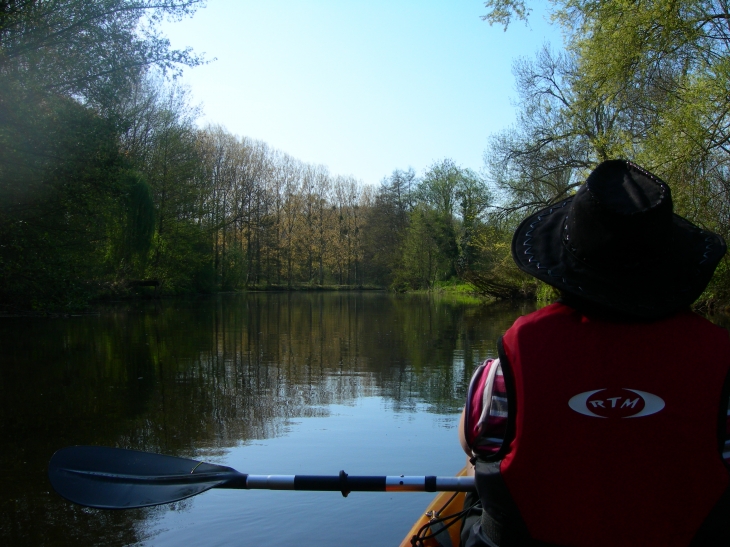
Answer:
xmin=394 ymin=204 xmax=443 ymax=290
xmin=0 ymin=0 xmax=206 ymax=107
xmin=147 ymin=222 xmax=213 ymax=294
xmin=535 ymin=281 xmax=560 ymax=306
xmin=0 ymin=80 xmax=125 ymax=311
xmin=460 ymin=219 xmax=537 ymax=300
xmin=113 ymin=170 xmax=155 ymax=271
xmin=481 ymin=0 xmax=730 ymax=308
xmin=0 ymin=1 xmax=204 ymax=311
xmin=418 ymin=159 xmax=462 ymax=219
xmin=401 ymin=159 xmax=493 ymax=288
xmin=361 ymin=169 xmax=416 ymax=286
xmin=482 ymin=0 xmax=532 ymax=29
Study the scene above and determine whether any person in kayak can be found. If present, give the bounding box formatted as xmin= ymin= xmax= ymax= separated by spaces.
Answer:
xmin=459 ymin=159 xmax=730 ymax=547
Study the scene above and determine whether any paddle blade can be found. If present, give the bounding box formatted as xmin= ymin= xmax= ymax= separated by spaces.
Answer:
xmin=49 ymin=446 xmax=245 ymax=509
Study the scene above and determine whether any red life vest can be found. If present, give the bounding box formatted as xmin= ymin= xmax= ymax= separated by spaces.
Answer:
xmin=490 ymin=302 xmax=730 ymax=547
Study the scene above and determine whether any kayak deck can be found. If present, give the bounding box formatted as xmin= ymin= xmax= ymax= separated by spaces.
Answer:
xmin=398 ymin=467 xmax=468 ymax=547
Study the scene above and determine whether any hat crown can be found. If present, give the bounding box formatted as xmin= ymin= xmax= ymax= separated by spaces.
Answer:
xmin=563 ymin=160 xmax=673 ymax=269
xmin=588 ymin=161 xmax=666 ymax=214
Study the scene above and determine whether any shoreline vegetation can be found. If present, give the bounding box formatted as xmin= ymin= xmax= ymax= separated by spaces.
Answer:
xmin=3 ymin=2 xmax=730 ymax=316
xmin=3 ymin=281 xmax=728 ymax=323
xmin=0 ymin=283 xmax=492 ymax=318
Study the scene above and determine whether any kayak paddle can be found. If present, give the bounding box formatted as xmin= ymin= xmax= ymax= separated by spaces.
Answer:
xmin=48 ymin=446 xmax=475 ymax=509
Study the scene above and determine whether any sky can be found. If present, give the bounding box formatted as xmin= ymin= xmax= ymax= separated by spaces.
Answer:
xmin=159 ymin=1 xmax=564 ymax=187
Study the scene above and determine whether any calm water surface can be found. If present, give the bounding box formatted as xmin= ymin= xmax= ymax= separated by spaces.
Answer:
xmin=0 ymin=292 xmax=534 ymax=546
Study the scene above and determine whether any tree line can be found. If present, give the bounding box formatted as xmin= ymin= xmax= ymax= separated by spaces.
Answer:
xmin=3 ymin=0 xmax=730 ymax=312
xmin=0 ymin=1 xmax=499 ymax=311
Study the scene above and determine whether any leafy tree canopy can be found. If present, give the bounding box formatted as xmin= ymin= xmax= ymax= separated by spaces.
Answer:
xmin=0 ymin=0 xmax=207 ymax=106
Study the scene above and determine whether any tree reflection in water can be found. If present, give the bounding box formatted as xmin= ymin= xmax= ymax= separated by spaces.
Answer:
xmin=0 ymin=293 xmax=532 ymax=546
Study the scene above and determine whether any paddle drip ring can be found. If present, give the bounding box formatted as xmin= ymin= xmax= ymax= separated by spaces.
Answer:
xmin=339 ymin=469 xmax=350 ymax=497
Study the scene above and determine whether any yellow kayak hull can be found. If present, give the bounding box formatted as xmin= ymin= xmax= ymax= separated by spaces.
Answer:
xmin=398 ymin=467 xmax=468 ymax=547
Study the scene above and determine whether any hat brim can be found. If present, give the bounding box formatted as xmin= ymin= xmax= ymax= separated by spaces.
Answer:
xmin=511 ymin=198 xmax=727 ymax=319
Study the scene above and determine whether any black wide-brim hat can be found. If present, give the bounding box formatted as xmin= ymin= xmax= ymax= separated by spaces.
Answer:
xmin=511 ymin=160 xmax=726 ymax=319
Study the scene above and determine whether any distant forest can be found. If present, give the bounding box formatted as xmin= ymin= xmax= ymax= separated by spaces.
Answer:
xmin=3 ymin=1 xmax=730 ymax=313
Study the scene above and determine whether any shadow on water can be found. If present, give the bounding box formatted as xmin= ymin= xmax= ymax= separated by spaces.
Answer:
xmin=0 ymin=292 xmax=532 ymax=546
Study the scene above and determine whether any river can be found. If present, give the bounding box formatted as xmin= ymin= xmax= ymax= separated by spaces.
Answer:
xmin=0 ymin=292 xmax=534 ymax=546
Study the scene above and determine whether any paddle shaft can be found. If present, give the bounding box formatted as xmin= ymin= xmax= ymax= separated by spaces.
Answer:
xmin=241 ymin=472 xmax=473 ymax=494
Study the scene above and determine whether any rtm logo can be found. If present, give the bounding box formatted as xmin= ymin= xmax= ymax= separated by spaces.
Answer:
xmin=568 ymin=388 xmax=665 ymax=418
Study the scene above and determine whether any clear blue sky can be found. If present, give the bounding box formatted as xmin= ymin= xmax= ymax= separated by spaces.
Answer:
xmin=160 ymin=1 xmax=563 ymax=187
